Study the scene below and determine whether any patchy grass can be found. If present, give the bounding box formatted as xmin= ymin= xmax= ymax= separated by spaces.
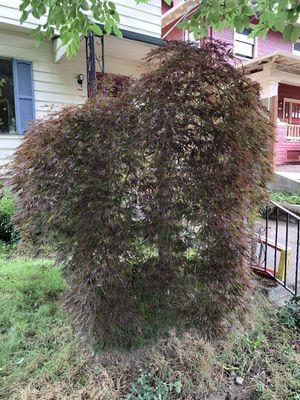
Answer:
xmin=216 ymin=296 xmax=300 ymax=399
xmin=0 ymin=256 xmax=299 ymax=399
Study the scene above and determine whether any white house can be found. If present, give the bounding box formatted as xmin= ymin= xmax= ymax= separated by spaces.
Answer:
xmin=0 ymin=0 xmax=163 ymax=167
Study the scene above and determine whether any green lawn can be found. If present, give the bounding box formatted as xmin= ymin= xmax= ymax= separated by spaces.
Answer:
xmin=0 ymin=257 xmax=99 ymax=399
xmin=0 ymin=256 xmax=299 ymax=399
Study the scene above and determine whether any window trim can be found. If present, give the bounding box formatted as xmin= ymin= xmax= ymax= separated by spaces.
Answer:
xmin=0 ymin=57 xmax=17 ymax=135
xmin=233 ymin=29 xmax=257 ymax=60
xmin=0 ymin=57 xmax=35 ymax=135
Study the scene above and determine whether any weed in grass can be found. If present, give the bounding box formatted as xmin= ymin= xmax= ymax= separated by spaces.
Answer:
xmin=216 ymin=294 xmax=300 ymax=400
xmin=145 ymin=330 xmax=217 ymax=399
xmin=126 ymin=371 xmax=182 ymax=399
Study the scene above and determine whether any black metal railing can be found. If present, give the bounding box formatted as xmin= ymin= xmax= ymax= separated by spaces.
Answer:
xmin=253 ymin=201 xmax=299 ymax=297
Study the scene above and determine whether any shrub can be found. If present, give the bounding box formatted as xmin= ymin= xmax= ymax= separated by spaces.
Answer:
xmin=10 ymin=41 xmax=273 ymax=347
xmin=0 ymin=189 xmax=18 ymax=245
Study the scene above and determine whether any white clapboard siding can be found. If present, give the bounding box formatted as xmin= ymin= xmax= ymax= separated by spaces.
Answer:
xmin=0 ymin=0 xmax=161 ymax=37
xmin=0 ymin=29 xmax=87 ymax=114
xmin=0 ymin=135 xmax=23 ymax=168
xmin=0 ymin=27 xmax=154 ymax=167
xmin=0 ymin=27 xmax=152 ymax=96
xmin=0 ymin=28 xmax=87 ymax=166
xmin=0 ymin=28 xmax=151 ymax=116
xmin=0 ymin=0 xmax=47 ymax=29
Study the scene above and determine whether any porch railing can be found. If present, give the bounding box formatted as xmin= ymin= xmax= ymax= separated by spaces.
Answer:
xmin=253 ymin=201 xmax=299 ymax=297
xmin=287 ymin=124 xmax=300 ymax=142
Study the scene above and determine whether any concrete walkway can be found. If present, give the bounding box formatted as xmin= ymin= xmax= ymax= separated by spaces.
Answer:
xmin=276 ymin=164 xmax=300 ymax=183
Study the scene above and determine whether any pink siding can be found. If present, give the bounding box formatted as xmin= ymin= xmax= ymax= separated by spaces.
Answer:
xmin=275 ymin=124 xmax=300 ymax=165
xmin=278 ymin=83 xmax=300 ymax=101
xmin=211 ymin=28 xmax=293 ymax=57
xmin=211 ymin=28 xmax=233 ymax=49
xmin=276 ymin=124 xmax=288 ymax=165
xmin=163 ymin=4 xmax=294 ymax=55
xmin=278 ymin=83 xmax=300 ymax=121
xmin=258 ymin=31 xmax=292 ymax=57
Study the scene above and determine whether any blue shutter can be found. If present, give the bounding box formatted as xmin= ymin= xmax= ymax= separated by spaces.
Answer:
xmin=13 ymin=60 xmax=35 ymax=134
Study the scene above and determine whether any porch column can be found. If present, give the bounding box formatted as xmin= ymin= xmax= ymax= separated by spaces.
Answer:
xmin=86 ymin=32 xmax=96 ymax=98
xmin=261 ymin=81 xmax=279 ymax=169
xmin=86 ymin=33 xmax=105 ymax=98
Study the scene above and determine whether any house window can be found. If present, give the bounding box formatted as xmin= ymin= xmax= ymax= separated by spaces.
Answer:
xmin=292 ymin=40 xmax=300 ymax=56
xmin=234 ymin=28 xmax=255 ymax=59
xmin=0 ymin=58 xmax=16 ymax=134
xmin=0 ymin=58 xmax=34 ymax=134
xmin=283 ymin=98 xmax=300 ymax=124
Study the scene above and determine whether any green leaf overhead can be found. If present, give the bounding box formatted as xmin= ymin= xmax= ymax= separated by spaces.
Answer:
xmin=19 ymin=0 xmax=122 ymax=58
xmin=19 ymin=0 xmax=300 ymax=57
xmin=179 ymin=0 xmax=300 ymax=42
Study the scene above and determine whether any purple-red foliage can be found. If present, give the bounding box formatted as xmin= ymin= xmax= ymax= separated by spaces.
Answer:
xmin=10 ymin=41 xmax=273 ymax=346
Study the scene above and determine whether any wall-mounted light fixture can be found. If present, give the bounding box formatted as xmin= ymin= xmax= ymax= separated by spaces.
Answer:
xmin=77 ymin=74 xmax=84 ymax=85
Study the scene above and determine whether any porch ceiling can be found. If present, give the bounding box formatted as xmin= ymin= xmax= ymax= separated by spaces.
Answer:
xmin=96 ymin=34 xmax=159 ymax=77
xmin=241 ymin=52 xmax=300 ymax=76
xmin=103 ymin=35 xmax=156 ymax=63
xmin=54 ymin=29 xmax=163 ymax=64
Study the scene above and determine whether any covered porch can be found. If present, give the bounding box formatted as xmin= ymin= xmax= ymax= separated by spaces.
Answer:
xmin=54 ymin=29 xmax=164 ymax=99
xmin=84 ymin=30 xmax=163 ymax=97
xmin=242 ymin=52 xmax=300 ymax=166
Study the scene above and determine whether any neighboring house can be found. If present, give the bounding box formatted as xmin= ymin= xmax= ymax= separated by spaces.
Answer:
xmin=0 ymin=0 xmax=163 ymax=168
xmin=162 ymin=0 xmax=300 ymax=165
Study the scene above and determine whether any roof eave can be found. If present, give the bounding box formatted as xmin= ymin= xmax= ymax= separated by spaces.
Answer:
xmin=162 ymin=0 xmax=197 ymax=29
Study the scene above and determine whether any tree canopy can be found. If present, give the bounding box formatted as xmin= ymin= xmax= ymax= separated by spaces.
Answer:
xmin=20 ymin=0 xmax=300 ymax=57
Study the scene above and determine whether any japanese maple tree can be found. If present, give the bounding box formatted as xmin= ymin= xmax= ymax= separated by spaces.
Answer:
xmin=10 ymin=42 xmax=273 ymax=346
